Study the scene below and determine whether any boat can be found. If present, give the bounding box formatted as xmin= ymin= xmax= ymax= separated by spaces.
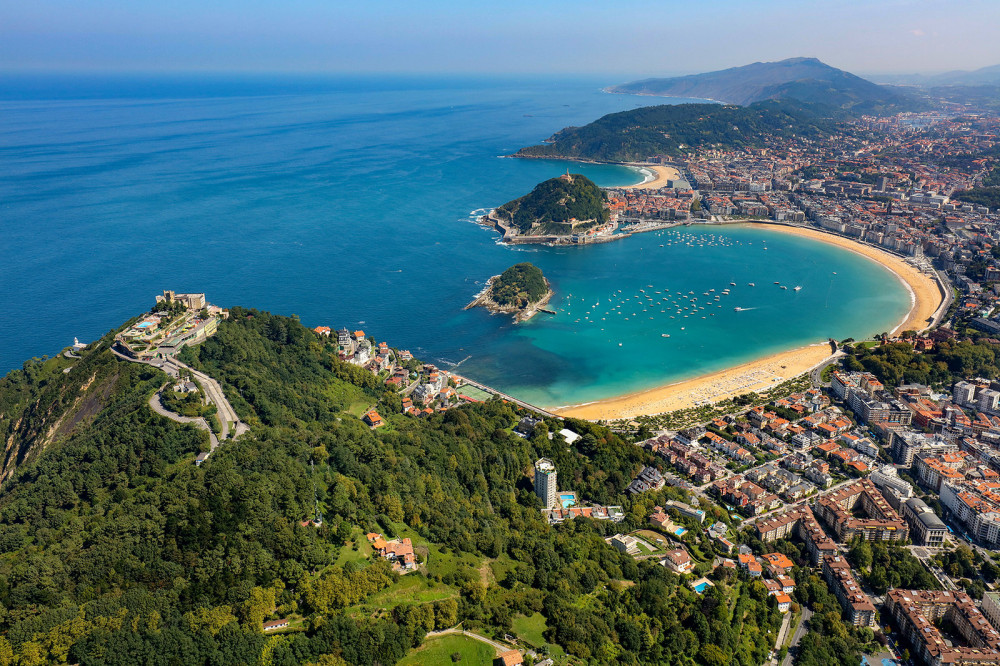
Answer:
xmin=618 ymin=343 xmax=622 ymax=347
xmin=729 ymin=282 xmax=736 ymax=286
xmin=773 ymin=281 xmax=780 ymax=284
xmin=661 ymin=334 xmax=670 ymax=338
xmin=780 ymin=286 xmax=787 ymax=290
xmin=748 ymin=283 xmax=755 ymax=286
xmin=794 ymin=286 xmax=802 ymax=291
xmin=734 ymin=307 xmax=746 ymax=311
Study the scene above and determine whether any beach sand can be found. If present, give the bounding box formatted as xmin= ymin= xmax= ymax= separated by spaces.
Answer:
xmin=553 ymin=223 xmax=945 ymax=421
xmin=621 ymin=165 xmax=680 ymax=190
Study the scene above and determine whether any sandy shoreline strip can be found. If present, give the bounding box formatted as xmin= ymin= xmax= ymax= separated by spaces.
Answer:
xmin=620 ymin=165 xmax=680 ymax=190
xmin=552 ymin=223 xmax=944 ymax=421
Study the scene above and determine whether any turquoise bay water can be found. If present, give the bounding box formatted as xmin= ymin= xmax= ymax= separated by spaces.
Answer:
xmin=0 ymin=74 xmax=908 ymax=407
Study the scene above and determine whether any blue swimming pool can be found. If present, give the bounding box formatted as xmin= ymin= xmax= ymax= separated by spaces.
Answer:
xmin=559 ymin=493 xmax=576 ymax=508
xmin=694 ymin=582 xmax=710 ymax=593
xmin=674 ymin=527 xmax=687 ymax=536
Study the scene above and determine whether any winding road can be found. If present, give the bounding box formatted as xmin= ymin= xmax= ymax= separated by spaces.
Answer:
xmin=112 ymin=347 xmax=248 ymax=460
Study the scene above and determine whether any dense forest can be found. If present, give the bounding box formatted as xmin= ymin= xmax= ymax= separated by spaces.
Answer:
xmin=494 ymin=174 xmax=609 ymax=234
xmin=515 ymin=101 xmax=839 ymax=162
xmin=490 ymin=263 xmax=549 ymax=309
xmin=0 ymin=309 xmax=821 ymax=664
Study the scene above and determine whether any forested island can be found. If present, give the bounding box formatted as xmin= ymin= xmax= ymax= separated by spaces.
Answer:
xmin=487 ymin=173 xmax=610 ymax=237
xmin=514 ymin=101 xmax=837 ymax=162
xmin=466 ymin=262 xmax=554 ymax=322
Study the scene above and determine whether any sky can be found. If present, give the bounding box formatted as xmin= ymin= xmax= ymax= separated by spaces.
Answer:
xmin=1 ymin=0 xmax=998 ymax=77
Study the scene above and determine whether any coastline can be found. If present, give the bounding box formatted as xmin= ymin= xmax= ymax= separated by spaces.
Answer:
xmin=619 ymin=165 xmax=681 ymax=190
xmin=552 ymin=222 xmax=945 ymax=421
xmin=554 ymin=343 xmax=836 ymax=420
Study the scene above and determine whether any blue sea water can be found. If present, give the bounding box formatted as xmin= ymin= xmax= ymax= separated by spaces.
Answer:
xmin=0 ymin=74 xmax=909 ymax=407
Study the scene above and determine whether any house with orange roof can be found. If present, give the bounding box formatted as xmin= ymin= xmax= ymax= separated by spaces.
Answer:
xmin=313 ymin=325 xmax=331 ymax=336
xmin=763 ymin=552 xmax=795 ymax=573
xmin=362 ymin=410 xmax=385 ymax=429
xmin=498 ymin=650 xmax=524 ymax=666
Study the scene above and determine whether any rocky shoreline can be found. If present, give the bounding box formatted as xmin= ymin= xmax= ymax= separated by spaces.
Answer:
xmin=465 ymin=275 xmax=555 ymax=323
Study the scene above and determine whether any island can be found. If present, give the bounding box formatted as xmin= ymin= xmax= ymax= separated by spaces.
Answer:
xmin=466 ymin=262 xmax=554 ymax=322
xmin=482 ymin=172 xmax=624 ymax=244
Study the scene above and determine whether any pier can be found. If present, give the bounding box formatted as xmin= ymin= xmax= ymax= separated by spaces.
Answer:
xmin=453 ymin=375 xmax=562 ymax=420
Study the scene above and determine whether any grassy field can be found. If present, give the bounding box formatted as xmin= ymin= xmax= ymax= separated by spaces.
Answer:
xmin=362 ymin=574 xmax=458 ymax=611
xmin=333 ymin=534 xmax=373 ymax=567
xmin=632 ymin=529 xmax=670 ymax=553
xmin=512 ymin=613 xmax=565 ymax=660
xmin=398 ymin=634 xmax=496 ymax=665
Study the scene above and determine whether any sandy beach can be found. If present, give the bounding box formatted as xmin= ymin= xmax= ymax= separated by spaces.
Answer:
xmin=556 ymin=343 xmax=836 ymax=420
xmin=621 ymin=165 xmax=680 ymax=190
xmin=553 ymin=223 xmax=945 ymax=421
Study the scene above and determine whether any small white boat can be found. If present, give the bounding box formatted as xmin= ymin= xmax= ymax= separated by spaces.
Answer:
xmin=780 ymin=286 xmax=787 ymax=290
xmin=662 ymin=334 xmax=670 ymax=338
xmin=748 ymin=283 xmax=755 ymax=286
xmin=794 ymin=286 xmax=802 ymax=291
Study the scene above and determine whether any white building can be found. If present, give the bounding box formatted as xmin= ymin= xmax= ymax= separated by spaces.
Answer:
xmin=869 ymin=464 xmax=914 ymax=500
xmin=983 ymin=591 xmax=1000 ymax=630
xmin=534 ymin=458 xmax=558 ymax=509
xmin=979 ymin=389 xmax=1000 ymax=413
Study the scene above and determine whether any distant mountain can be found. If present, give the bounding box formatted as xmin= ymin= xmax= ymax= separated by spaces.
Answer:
xmin=515 ymin=100 xmax=837 ymax=162
xmin=875 ymin=64 xmax=1000 ymax=87
xmin=608 ymin=57 xmax=916 ymax=115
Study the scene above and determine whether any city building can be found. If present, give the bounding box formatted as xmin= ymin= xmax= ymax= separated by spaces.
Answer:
xmin=886 ymin=589 xmax=1000 ymax=666
xmin=901 ymin=498 xmax=947 ymax=547
xmin=822 ymin=554 xmax=877 ymax=627
xmin=814 ymin=479 xmax=909 ymax=542
xmin=534 ymin=458 xmax=558 ymax=509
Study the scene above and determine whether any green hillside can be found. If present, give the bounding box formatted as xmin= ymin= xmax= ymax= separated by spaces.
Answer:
xmin=0 ymin=308 xmax=867 ymax=664
xmin=495 ymin=174 xmax=609 ymax=234
xmin=515 ymin=101 xmax=838 ymax=162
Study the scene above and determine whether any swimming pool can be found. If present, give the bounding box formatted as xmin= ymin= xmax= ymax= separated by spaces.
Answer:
xmin=559 ymin=492 xmax=576 ymax=508
xmin=694 ymin=582 xmax=710 ymax=593
xmin=674 ymin=527 xmax=687 ymax=536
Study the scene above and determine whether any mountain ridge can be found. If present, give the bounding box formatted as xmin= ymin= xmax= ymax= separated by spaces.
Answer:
xmin=609 ymin=57 xmax=917 ymax=115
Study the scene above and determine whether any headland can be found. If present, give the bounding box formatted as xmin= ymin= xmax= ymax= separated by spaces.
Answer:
xmin=553 ymin=222 xmax=946 ymax=421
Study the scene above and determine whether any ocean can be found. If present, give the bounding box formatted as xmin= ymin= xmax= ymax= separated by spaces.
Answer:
xmin=0 ymin=74 xmax=909 ymax=407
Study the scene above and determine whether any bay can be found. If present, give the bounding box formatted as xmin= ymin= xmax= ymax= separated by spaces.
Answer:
xmin=0 ymin=74 xmax=908 ymax=407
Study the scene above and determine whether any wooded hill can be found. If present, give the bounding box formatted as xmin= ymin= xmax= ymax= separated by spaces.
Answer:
xmin=491 ymin=263 xmax=549 ymax=309
xmin=494 ymin=174 xmax=609 ymax=235
xmin=0 ymin=308 xmax=874 ymax=664
xmin=515 ymin=101 xmax=838 ymax=162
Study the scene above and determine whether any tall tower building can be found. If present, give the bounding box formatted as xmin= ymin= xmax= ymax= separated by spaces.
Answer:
xmin=534 ymin=458 xmax=558 ymax=509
